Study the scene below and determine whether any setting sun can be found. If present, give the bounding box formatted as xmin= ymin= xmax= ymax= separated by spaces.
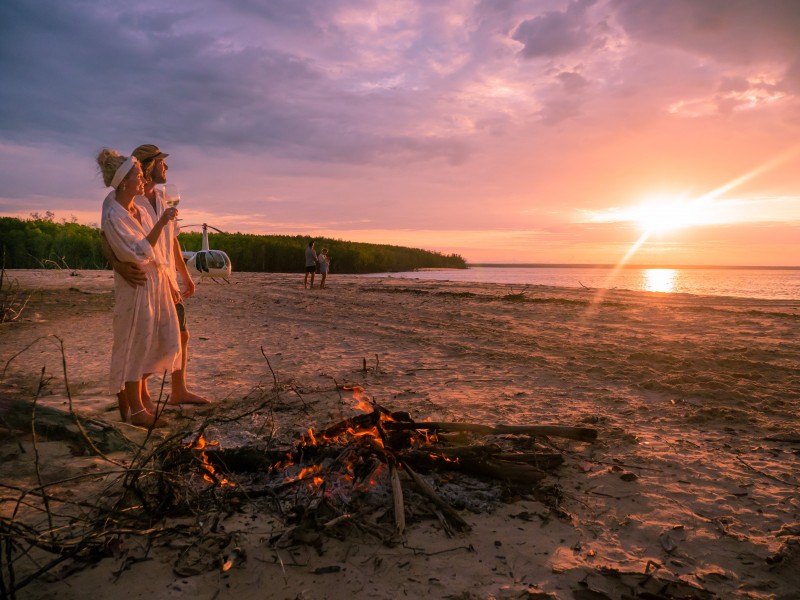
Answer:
xmin=590 ymin=194 xmax=721 ymax=235
xmin=629 ymin=198 xmax=707 ymax=233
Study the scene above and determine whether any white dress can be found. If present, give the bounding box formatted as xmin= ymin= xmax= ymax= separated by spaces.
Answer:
xmin=318 ymin=255 xmax=330 ymax=273
xmin=101 ymin=192 xmax=181 ymax=392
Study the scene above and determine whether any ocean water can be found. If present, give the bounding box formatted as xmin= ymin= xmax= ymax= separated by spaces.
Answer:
xmin=362 ymin=266 xmax=800 ymax=300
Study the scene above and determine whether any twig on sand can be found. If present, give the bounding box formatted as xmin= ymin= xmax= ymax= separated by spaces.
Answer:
xmin=736 ymin=456 xmax=799 ymax=488
xmin=31 ymin=368 xmax=55 ymax=539
xmin=331 ymin=377 xmax=345 ymax=405
xmin=290 ymin=387 xmax=311 ymax=414
xmin=259 ymin=345 xmax=310 ymax=414
xmin=260 ymin=346 xmax=279 ymax=388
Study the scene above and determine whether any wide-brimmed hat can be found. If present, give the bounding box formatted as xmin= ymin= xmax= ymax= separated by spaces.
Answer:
xmin=131 ymin=144 xmax=169 ymax=164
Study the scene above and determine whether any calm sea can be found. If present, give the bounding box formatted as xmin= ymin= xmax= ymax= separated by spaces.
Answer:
xmin=362 ymin=266 xmax=800 ymax=300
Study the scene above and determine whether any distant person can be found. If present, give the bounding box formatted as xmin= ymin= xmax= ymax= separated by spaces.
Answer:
xmin=97 ymin=149 xmax=179 ymax=427
xmin=318 ymin=248 xmax=330 ymax=289
xmin=304 ymin=240 xmax=318 ymax=289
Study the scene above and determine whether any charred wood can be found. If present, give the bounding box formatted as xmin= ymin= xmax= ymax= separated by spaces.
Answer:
xmin=397 ymin=459 xmax=471 ymax=532
xmin=384 ymin=421 xmax=597 ymax=442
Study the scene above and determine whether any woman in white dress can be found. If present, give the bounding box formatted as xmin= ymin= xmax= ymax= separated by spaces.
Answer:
xmin=97 ymin=149 xmax=181 ymax=427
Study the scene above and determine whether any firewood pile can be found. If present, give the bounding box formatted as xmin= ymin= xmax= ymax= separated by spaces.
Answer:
xmin=190 ymin=395 xmax=598 ymax=546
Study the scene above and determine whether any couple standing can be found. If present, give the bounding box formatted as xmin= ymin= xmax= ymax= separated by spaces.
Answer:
xmin=304 ymin=240 xmax=330 ymax=289
xmin=97 ymin=144 xmax=208 ymax=428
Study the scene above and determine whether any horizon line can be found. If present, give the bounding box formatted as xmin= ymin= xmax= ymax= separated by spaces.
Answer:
xmin=467 ymin=263 xmax=800 ymax=270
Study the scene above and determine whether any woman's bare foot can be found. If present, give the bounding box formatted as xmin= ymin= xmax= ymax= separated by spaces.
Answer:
xmin=129 ymin=408 xmax=167 ymax=428
xmin=168 ymin=391 xmax=211 ymax=405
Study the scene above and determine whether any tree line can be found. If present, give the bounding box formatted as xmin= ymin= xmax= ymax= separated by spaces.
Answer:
xmin=0 ymin=216 xmax=466 ymax=273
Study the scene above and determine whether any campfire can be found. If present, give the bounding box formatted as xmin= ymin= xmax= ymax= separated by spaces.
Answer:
xmin=194 ymin=385 xmax=598 ymax=545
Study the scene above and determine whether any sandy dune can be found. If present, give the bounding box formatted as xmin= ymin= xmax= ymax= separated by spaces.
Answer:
xmin=1 ymin=269 xmax=799 ymax=599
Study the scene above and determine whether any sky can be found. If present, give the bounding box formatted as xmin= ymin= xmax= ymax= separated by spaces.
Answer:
xmin=1 ymin=0 xmax=799 ymax=266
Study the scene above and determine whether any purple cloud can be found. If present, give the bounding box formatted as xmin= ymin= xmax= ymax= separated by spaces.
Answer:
xmin=512 ymin=0 xmax=599 ymax=58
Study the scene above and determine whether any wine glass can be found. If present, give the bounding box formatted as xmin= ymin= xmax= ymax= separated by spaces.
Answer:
xmin=161 ymin=183 xmax=181 ymax=208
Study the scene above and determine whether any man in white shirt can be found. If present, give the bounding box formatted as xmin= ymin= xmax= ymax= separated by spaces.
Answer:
xmin=102 ymin=144 xmax=209 ymax=406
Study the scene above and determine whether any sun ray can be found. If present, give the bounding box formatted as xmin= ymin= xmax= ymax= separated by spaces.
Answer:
xmin=586 ymin=143 xmax=800 ymax=313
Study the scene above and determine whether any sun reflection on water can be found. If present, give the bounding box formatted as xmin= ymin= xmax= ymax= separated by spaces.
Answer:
xmin=644 ymin=269 xmax=676 ymax=293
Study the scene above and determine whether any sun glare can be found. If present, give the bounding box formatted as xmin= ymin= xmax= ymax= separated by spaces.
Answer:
xmin=626 ymin=197 xmax=720 ymax=234
xmin=589 ymin=194 xmax=721 ymax=234
xmin=630 ymin=197 xmax=712 ymax=233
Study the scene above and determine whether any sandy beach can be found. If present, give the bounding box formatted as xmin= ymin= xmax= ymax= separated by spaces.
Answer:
xmin=1 ymin=269 xmax=799 ymax=599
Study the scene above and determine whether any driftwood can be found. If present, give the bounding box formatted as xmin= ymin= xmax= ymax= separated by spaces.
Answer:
xmin=0 ymin=398 xmax=132 ymax=453
xmin=385 ymin=421 xmax=597 ymax=442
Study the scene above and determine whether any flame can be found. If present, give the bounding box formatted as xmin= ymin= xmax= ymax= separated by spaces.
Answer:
xmin=298 ymin=465 xmax=321 ymax=479
xmin=277 ymin=385 xmax=444 ymax=498
xmin=189 ymin=435 xmax=233 ymax=487
xmin=355 ymin=399 xmax=374 ymax=412
xmin=290 ymin=465 xmax=325 ymax=490
xmin=343 ymin=385 xmax=374 ymax=413
xmin=346 ymin=426 xmax=385 ymax=448
xmin=306 ymin=427 xmax=318 ymax=445
xmin=430 ymin=452 xmax=459 ymax=464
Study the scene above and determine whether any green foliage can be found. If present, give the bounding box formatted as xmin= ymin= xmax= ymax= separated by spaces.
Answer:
xmin=0 ymin=216 xmax=105 ymax=269
xmin=177 ymin=232 xmax=466 ymax=273
xmin=0 ymin=217 xmax=466 ymax=273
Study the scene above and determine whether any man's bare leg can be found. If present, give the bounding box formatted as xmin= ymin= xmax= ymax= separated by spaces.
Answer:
xmin=169 ymin=329 xmax=209 ymax=404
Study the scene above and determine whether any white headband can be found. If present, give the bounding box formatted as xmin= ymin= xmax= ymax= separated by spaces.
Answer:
xmin=110 ymin=156 xmax=137 ymax=189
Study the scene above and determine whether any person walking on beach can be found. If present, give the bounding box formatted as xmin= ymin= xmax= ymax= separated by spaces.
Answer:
xmin=97 ymin=149 xmax=180 ymax=427
xmin=304 ymin=240 xmax=318 ymax=289
xmin=318 ymin=248 xmax=331 ymax=289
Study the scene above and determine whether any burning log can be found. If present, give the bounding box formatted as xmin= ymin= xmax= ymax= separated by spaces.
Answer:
xmin=180 ymin=393 xmax=594 ymax=546
xmin=399 ymin=444 xmax=563 ymax=467
xmin=384 ymin=421 xmax=597 ymax=442
xmin=398 ymin=446 xmax=564 ymax=484
xmin=322 ymin=411 xmax=381 ymax=438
